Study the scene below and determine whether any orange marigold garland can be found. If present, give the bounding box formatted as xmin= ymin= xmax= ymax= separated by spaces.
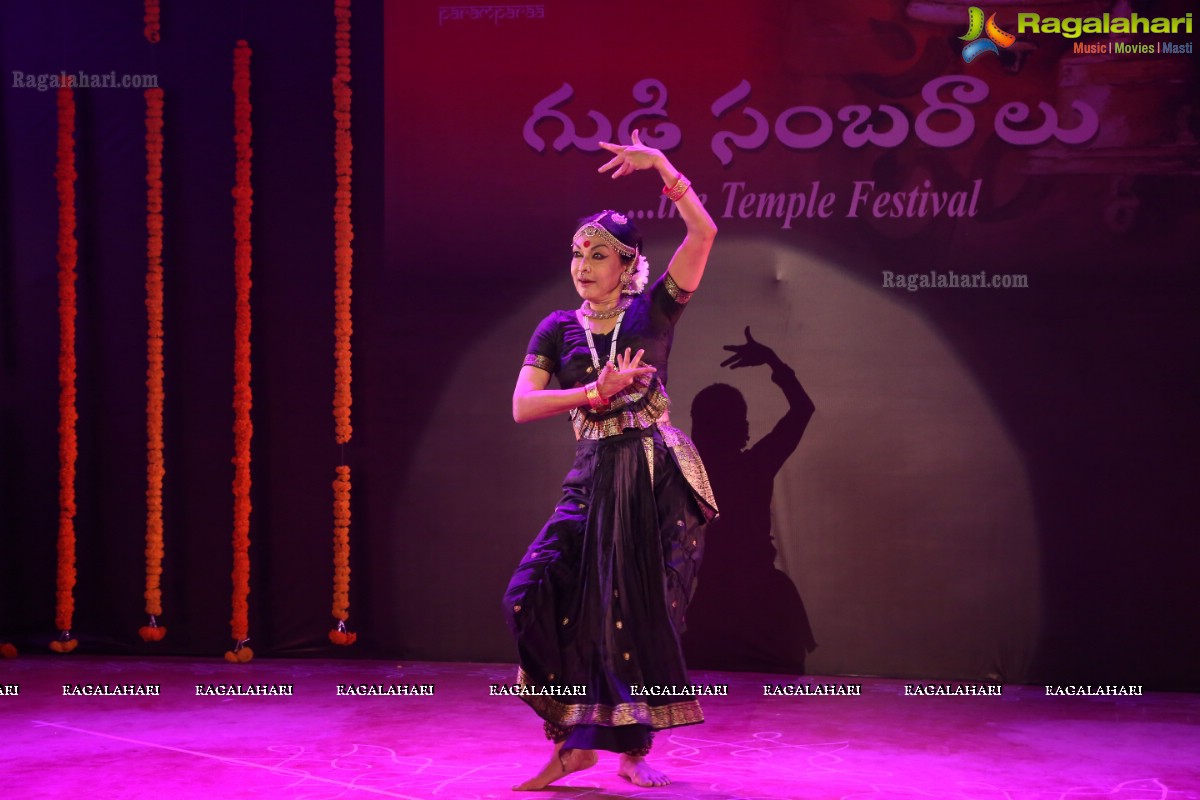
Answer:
xmin=51 ymin=86 xmax=79 ymax=655
xmin=329 ymin=0 xmax=356 ymax=646
xmin=226 ymin=40 xmax=254 ymax=664
xmin=144 ymin=0 xmax=161 ymax=43
xmin=332 ymin=0 xmax=353 ymax=447
xmin=328 ymin=466 xmax=355 ymax=645
xmin=140 ymin=87 xmax=167 ymax=643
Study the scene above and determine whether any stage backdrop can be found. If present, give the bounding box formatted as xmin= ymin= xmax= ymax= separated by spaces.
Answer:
xmin=381 ymin=0 xmax=1198 ymax=687
xmin=2 ymin=1 xmax=1197 ymax=689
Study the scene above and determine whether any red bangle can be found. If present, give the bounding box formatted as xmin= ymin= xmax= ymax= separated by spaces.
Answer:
xmin=662 ymin=173 xmax=691 ymax=202
xmin=585 ymin=381 xmax=610 ymax=411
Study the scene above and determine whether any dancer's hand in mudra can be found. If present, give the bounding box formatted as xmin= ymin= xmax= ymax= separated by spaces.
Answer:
xmin=598 ymin=130 xmax=663 ymax=179
xmin=597 ymin=348 xmax=655 ymax=399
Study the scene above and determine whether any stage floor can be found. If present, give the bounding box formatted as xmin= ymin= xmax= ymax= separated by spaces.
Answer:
xmin=1 ymin=656 xmax=1197 ymax=799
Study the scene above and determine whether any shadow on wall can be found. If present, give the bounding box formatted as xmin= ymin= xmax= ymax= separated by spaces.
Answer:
xmin=684 ymin=327 xmax=817 ymax=675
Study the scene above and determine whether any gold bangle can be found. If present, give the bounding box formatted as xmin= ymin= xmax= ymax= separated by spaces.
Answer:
xmin=663 ymin=173 xmax=691 ymax=202
xmin=585 ymin=381 xmax=610 ymax=411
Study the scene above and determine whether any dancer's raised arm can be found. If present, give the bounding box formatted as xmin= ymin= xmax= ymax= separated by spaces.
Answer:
xmin=598 ymin=130 xmax=717 ymax=292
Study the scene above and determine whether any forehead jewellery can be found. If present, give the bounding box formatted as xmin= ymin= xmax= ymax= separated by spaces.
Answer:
xmin=572 ymin=222 xmax=636 ymax=259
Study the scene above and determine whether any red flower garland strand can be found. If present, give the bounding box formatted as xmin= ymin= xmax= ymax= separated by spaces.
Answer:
xmin=51 ymin=86 xmax=79 ymax=655
xmin=328 ymin=466 xmax=355 ymax=645
xmin=144 ymin=0 xmax=161 ymax=43
xmin=333 ymin=0 xmax=353 ymax=448
xmin=140 ymin=88 xmax=167 ymax=643
xmin=329 ymin=0 xmax=356 ymax=646
xmin=226 ymin=41 xmax=254 ymax=664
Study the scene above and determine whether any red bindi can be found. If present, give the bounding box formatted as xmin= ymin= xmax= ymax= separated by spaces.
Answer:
xmin=582 ymin=240 xmax=591 ymax=247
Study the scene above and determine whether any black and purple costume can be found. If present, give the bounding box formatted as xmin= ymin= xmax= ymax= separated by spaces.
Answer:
xmin=504 ymin=272 xmax=718 ymax=755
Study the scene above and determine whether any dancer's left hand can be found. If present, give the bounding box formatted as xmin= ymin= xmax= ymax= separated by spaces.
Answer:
xmin=598 ymin=130 xmax=663 ymax=179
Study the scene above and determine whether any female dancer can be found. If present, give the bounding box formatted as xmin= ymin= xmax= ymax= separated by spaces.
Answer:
xmin=505 ymin=131 xmax=718 ymax=790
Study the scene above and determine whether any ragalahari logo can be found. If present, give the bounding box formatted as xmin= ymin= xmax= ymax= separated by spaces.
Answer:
xmin=960 ymin=6 xmax=1017 ymax=62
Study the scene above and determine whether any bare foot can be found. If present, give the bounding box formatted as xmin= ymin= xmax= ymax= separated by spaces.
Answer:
xmin=618 ymin=754 xmax=671 ymax=787
xmin=513 ymin=740 xmax=597 ymax=791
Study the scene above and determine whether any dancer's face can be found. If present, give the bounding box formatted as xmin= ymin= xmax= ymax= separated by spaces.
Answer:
xmin=570 ymin=238 xmax=624 ymax=306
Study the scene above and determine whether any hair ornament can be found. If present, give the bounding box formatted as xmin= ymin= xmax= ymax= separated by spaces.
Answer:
xmin=623 ymin=253 xmax=650 ymax=295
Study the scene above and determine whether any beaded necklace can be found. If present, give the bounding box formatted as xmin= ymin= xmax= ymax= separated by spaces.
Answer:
xmin=577 ymin=306 xmax=625 ymax=372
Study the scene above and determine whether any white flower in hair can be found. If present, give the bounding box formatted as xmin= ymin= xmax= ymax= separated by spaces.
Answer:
xmin=610 ymin=212 xmax=629 ymax=225
xmin=623 ymin=253 xmax=650 ymax=295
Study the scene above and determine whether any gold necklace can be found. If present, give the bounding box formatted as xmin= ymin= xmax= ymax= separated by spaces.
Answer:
xmin=580 ymin=298 xmax=632 ymax=320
